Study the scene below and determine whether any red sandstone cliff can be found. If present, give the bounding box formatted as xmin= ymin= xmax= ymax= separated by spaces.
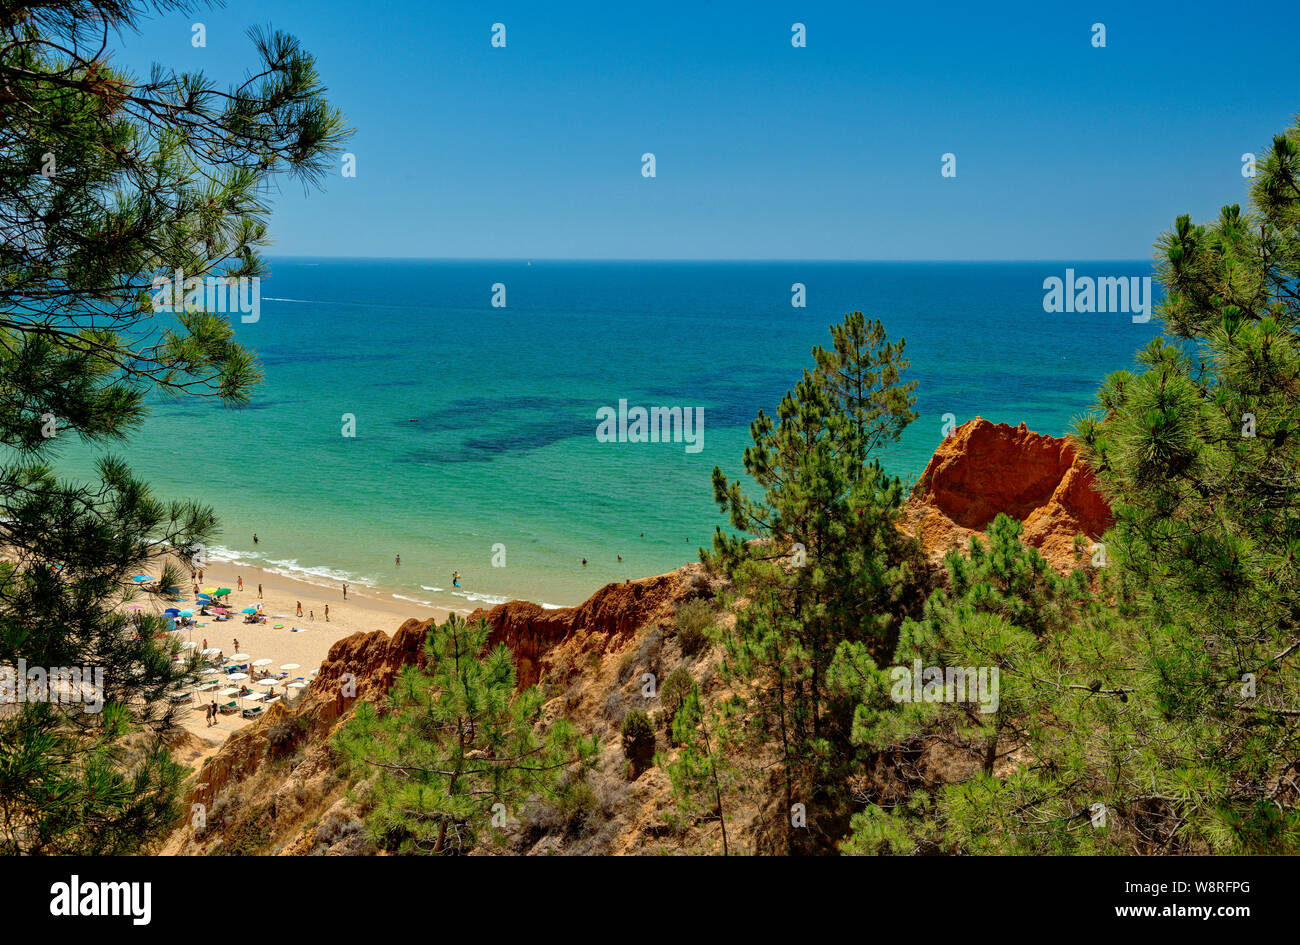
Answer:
xmin=901 ymin=417 xmax=1111 ymax=570
xmin=467 ymin=566 xmax=713 ymax=687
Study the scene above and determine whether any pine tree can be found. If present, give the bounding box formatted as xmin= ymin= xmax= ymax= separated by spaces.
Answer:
xmin=705 ymin=311 xmax=923 ymax=851
xmin=0 ymin=1 xmax=349 ymax=853
xmin=832 ymin=515 xmax=1127 ymax=855
xmin=334 ymin=615 xmax=600 ymax=854
xmin=662 ymin=683 xmax=738 ymax=855
xmin=1069 ymin=119 xmax=1300 ymax=852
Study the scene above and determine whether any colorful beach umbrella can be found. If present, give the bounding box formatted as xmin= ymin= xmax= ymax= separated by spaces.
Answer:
xmin=240 ymin=607 xmax=257 ymax=614
xmin=130 ymin=575 xmax=150 ymax=583
xmin=215 ymin=588 xmax=232 ymax=597
xmin=164 ymin=608 xmax=180 ymax=616
xmin=180 ymin=609 xmax=194 ymax=617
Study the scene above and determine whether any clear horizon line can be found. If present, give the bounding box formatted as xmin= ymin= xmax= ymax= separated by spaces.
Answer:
xmin=263 ymin=254 xmax=1158 ymax=264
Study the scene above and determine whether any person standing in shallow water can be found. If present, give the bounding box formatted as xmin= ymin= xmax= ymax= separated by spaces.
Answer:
xmin=253 ymin=533 xmax=258 ymax=545
xmin=395 ymin=554 xmax=400 ymax=566
xmin=582 ymin=558 xmax=587 ymax=566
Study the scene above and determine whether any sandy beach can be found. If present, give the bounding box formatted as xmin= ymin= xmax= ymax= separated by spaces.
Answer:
xmin=147 ymin=558 xmax=450 ymax=749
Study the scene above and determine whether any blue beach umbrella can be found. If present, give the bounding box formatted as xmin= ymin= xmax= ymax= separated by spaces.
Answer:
xmin=164 ymin=608 xmax=181 ymax=616
xmin=180 ymin=610 xmax=194 ymax=618
xmin=130 ymin=575 xmax=150 ymax=583
xmin=240 ymin=607 xmax=258 ymax=615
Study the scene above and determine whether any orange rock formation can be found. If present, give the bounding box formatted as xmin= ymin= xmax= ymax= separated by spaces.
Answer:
xmin=901 ymin=417 xmax=1111 ymax=570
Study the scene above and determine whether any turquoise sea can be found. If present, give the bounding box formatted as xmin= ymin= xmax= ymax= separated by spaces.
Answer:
xmin=52 ymin=260 xmax=1161 ymax=610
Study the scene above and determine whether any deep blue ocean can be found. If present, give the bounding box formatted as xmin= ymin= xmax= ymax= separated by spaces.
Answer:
xmin=52 ymin=259 xmax=1162 ymax=609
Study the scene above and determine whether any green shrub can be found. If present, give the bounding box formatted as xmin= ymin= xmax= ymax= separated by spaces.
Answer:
xmin=674 ymin=598 xmax=714 ymax=655
xmin=659 ymin=667 xmax=694 ymax=731
xmin=621 ymin=710 xmax=656 ymax=772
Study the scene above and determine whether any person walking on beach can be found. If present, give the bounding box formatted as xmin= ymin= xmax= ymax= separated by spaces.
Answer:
xmin=198 ymin=570 xmax=203 ymax=582
xmin=233 ymin=638 xmax=240 ymax=652
xmin=202 ymin=637 xmax=208 ymax=652
xmin=342 ymin=583 xmax=347 ymax=600
xmin=296 ymin=601 xmax=303 ymax=617
xmin=257 ymin=583 xmax=262 ymax=598
xmin=324 ymin=604 xmax=329 ymax=622
xmin=309 ymin=610 xmax=314 ymax=621
xmin=237 ymin=576 xmax=243 ymax=591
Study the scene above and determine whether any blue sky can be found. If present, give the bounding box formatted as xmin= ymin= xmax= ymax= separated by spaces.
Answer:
xmin=112 ymin=0 xmax=1300 ymax=260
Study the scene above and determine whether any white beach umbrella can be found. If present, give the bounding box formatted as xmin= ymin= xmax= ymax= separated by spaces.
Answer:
xmin=280 ymin=663 xmax=300 ymax=671
xmin=227 ymin=672 xmax=249 ymax=682
xmin=252 ymin=658 xmax=272 ymax=667
xmin=180 ymin=641 xmax=197 ymax=650
xmin=201 ymin=647 xmax=221 ymax=656
xmin=288 ymin=681 xmax=308 ymax=690
xmin=229 ymin=653 xmax=250 ymax=661
xmin=256 ymin=677 xmax=277 ymax=687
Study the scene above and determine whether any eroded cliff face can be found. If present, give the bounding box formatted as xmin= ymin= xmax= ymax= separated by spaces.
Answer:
xmin=901 ymin=417 xmax=1111 ymax=570
xmin=468 ymin=567 xmax=713 ymax=688
xmin=163 ymin=418 xmax=1113 ymax=855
